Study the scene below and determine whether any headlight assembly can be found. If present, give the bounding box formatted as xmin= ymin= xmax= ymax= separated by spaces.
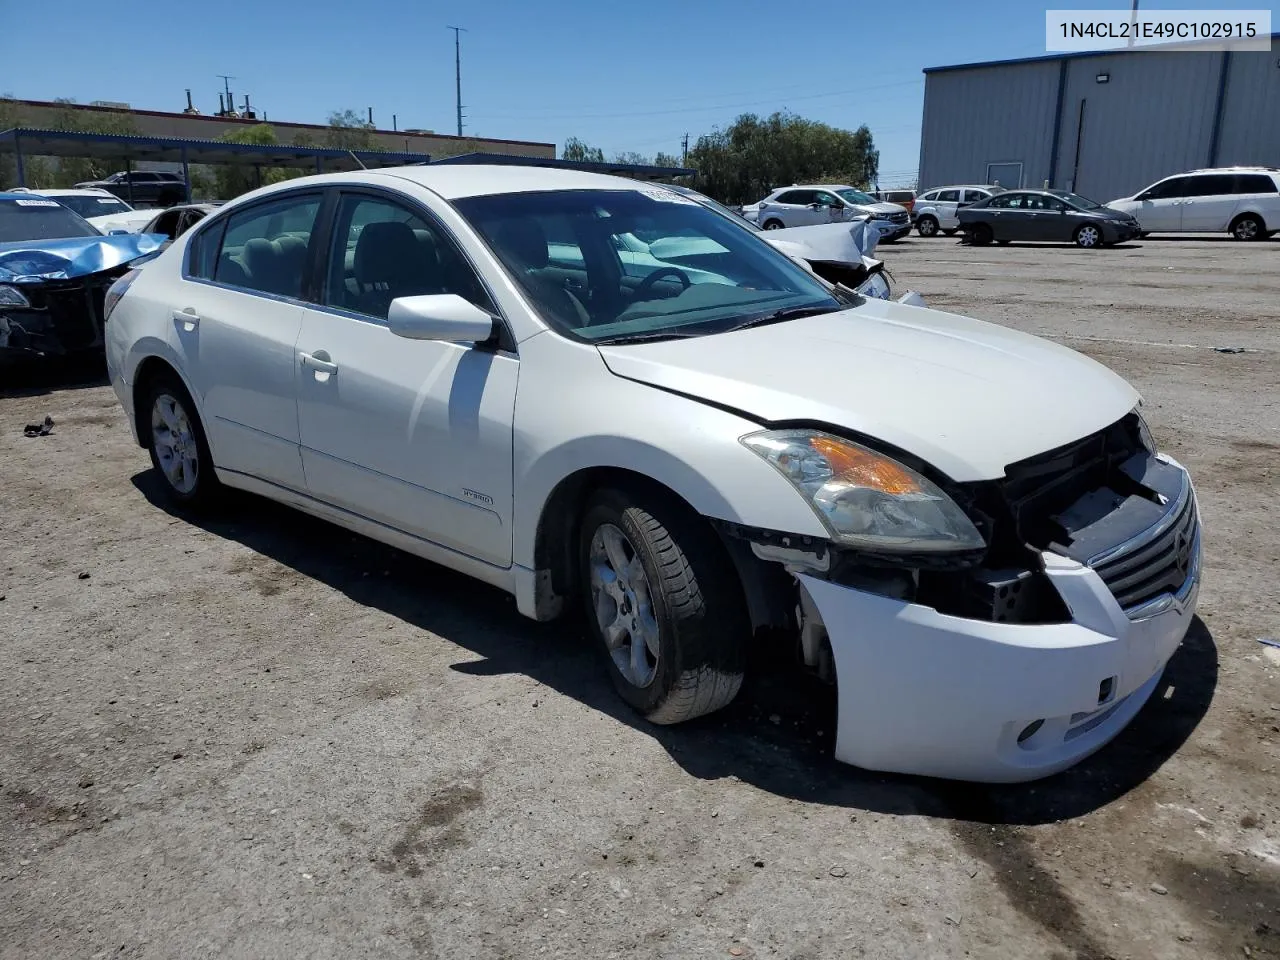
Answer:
xmin=856 ymin=271 xmax=892 ymax=300
xmin=0 ymin=284 xmax=31 ymax=308
xmin=741 ymin=430 xmax=985 ymax=553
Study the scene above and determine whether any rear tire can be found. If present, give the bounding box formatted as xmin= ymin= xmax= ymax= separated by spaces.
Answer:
xmin=1231 ymin=214 xmax=1265 ymax=241
xmin=143 ymin=371 xmax=220 ymax=509
xmin=916 ymin=215 xmax=939 ymax=237
xmin=578 ymin=487 xmax=746 ymax=725
xmin=762 ymin=219 xmax=784 ymax=230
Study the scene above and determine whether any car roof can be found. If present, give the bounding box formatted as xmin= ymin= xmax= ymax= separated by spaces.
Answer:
xmin=1181 ymin=166 xmax=1279 ymax=174
xmin=7 ymin=187 xmax=119 ymax=197
xmin=923 ymin=184 xmax=999 ymax=191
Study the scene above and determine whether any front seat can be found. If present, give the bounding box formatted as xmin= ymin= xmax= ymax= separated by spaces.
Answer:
xmin=489 ymin=219 xmax=589 ymax=327
xmin=352 ymin=221 xmax=441 ymax=318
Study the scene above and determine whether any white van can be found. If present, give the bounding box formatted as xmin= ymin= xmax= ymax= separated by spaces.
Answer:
xmin=1107 ymin=167 xmax=1280 ymax=240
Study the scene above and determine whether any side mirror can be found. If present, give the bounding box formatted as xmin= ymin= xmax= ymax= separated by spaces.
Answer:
xmin=388 ymin=294 xmax=495 ymax=343
xmin=108 ymin=229 xmax=129 ymax=235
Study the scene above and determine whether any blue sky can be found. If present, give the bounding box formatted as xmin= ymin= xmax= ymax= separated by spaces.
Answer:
xmin=3 ymin=0 xmax=1271 ymax=185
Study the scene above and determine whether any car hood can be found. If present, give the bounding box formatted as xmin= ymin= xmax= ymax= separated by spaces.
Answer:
xmin=763 ymin=220 xmax=880 ymax=263
xmin=853 ymin=201 xmax=907 ymax=216
xmin=0 ymin=233 xmax=166 ymax=284
xmin=86 ymin=209 xmax=158 ymax=233
xmin=597 ymin=300 xmax=1139 ymax=482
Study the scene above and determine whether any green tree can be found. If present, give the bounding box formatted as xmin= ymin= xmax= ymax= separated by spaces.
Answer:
xmin=653 ymin=151 xmax=684 ymax=169
xmin=213 ymin=124 xmax=308 ymax=200
xmin=686 ymin=111 xmax=879 ymax=206
xmin=611 ymin=151 xmax=651 ymax=166
xmin=325 ymin=109 xmax=377 ymax=150
xmin=562 ymin=137 xmax=604 ymax=163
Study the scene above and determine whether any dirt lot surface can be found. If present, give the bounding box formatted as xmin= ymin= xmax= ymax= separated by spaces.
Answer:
xmin=2 ymin=235 xmax=1278 ymax=960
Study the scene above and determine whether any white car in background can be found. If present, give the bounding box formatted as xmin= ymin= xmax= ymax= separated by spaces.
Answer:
xmin=912 ymin=185 xmax=1005 ymax=237
xmin=102 ymin=165 xmax=1201 ymax=783
xmin=9 ymin=188 xmax=158 ymax=234
xmin=1107 ymin=166 xmax=1280 ymax=240
xmin=753 ymin=185 xmax=912 ymax=241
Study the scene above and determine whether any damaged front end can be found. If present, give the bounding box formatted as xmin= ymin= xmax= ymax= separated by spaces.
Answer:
xmin=715 ymin=411 xmax=1201 ymax=782
xmin=0 ymin=234 xmax=163 ymax=363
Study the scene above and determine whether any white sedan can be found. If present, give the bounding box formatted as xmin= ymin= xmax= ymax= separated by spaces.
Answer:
xmin=102 ymin=165 xmax=1202 ymax=783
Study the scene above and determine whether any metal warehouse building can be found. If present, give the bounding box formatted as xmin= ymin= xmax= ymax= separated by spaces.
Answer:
xmin=917 ymin=35 xmax=1280 ymax=202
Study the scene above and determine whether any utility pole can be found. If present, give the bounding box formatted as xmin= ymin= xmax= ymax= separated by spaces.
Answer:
xmin=681 ymin=133 xmax=689 ymax=165
xmin=1128 ymin=0 xmax=1139 ymax=46
xmin=448 ymin=26 xmax=467 ymax=137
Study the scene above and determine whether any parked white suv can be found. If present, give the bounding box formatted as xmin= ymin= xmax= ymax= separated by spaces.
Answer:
xmin=754 ymin=185 xmax=911 ymax=241
xmin=1107 ymin=167 xmax=1280 ymax=240
xmin=913 ymin=185 xmax=1004 ymax=237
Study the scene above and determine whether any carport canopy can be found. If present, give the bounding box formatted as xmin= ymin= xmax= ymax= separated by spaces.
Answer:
xmin=429 ymin=152 xmax=695 ymax=181
xmin=0 ymin=127 xmax=431 ymax=202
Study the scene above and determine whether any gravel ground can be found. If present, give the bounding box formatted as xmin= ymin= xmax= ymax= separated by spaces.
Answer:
xmin=2 ymin=234 xmax=1277 ymax=960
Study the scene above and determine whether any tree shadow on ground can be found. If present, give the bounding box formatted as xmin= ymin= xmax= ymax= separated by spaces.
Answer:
xmin=133 ymin=472 xmax=1217 ymax=829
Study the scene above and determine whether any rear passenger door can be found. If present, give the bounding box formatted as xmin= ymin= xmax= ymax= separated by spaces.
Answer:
xmin=1179 ymin=173 xmax=1240 ymax=232
xmin=177 ymin=190 xmax=323 ymax=491
xmin=933 ymin=189 xmax=962 ymax=227
xmin=294 ymin=189 xmax=518 ymax=566
xmin=765 ymin=190 xmax=814 ymax=227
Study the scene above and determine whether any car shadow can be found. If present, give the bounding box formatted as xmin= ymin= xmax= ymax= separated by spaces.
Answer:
xmin=130 ymin=471 xmax=1218 ymax=827
xmin=0 ymin=355 xmax=108 ymax=398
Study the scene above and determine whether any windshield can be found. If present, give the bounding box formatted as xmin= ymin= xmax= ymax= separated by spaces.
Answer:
xmin=50 ymin=195 xmax=134 ymax=219
xmin=683 ymin=191 xmax=761 ymax=231
xmin=454 ymin=188 xmax=841 ymax=344
xmin=1056 ymin=191 xmax=1103 ymax=210
xmin=0 ymin=197 xmax=101 ymax=242
xmin=838 ymin=189 xmax=876 ymax=205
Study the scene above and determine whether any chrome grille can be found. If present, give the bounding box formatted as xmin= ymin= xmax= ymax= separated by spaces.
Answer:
xmin=1089 ymin=488 xmax=1199 ymax=616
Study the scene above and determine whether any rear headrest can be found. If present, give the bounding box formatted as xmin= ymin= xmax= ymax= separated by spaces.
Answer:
xmin=354 ymin=220 xmax=435 ymax=286
xmin=491 ymin=219 xmax=549 ymax=270
xmin=241 ymin=237 xmax=276 ymax=275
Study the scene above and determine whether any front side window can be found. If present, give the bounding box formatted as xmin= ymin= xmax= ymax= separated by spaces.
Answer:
xmin=0 ymin=196 xmax=100 ymax=242
xmin=150 ymin=210 xmax=183 ymax=238
xmin=986 ymin=193 xmax=1013 ymax=208
xmin=455 ymin=188 xmax=842 ymax=344
xmin=324 ymin=193 xmax=493 ymax=321
xmin=211 ymin=193 xmax=321 ymax=298
xmin=1139 ymin=177 xmax=1188 ymax=201
xmin=921 ymin=191 xmax=940 ymax=202
xmin=813 ymin=191 xmax=841 ymax=206
xmin=837 ymin=189 xmax=876 ymax=205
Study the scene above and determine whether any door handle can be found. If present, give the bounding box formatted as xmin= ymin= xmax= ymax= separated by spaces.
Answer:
xmin=172 ymin=308 xmax=199 ymax=330
xmin=300 ymin=352 xmax=339 ymax=376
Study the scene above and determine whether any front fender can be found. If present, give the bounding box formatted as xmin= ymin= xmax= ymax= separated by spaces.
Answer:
xmin=511 ymin=334 xmax=829 ymax=572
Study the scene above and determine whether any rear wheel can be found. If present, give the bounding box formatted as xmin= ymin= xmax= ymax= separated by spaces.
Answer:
xmin=143 ymin=372 xmax=220 ymax=508
xmin=578 ymin=487 xmax=746 ymax=724
xmin=1231 ymin=214 xmax=1265 ymax=241
xmin=968 ymin=223 xmax=993 ymax=245
xmin=762 ymin=219 xmax=784 ymax=230
xmin=1074 ymin=224 xmax=1102 ymax=248
xmin=916 ymin=215 xmax=939 ymax=237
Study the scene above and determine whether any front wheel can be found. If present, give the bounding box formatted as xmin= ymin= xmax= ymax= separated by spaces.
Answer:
xmin=761 ymin=219 xmax=784 ymax=230
xmin=916 ymin=215 xmax=939 ymax=237
xmin=144 ymin=373 xmax=220 ymax=508
xmin=1074 ymin=224 xmax=1102 ymax=248
xmin=968 ymin=223 xmax=993 ymax=245
xmin=578 ymin=487 xmax=746 ymax=724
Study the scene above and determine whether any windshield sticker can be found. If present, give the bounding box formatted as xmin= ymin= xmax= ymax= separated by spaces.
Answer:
xmin=96 ymin=198 xmax=121 ymax=204
xmin=13 ymin=199 xmax=62 ymax=207
xmin=637 ymin=187 xmax=697 ymax=205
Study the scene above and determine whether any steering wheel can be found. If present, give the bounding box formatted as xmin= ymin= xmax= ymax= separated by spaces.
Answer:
xmin=633 ymin=266 xmax=691 ymax=301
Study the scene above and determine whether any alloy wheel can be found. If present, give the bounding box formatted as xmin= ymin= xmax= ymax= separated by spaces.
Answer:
xmin=151 ymin=393 xmax=199 ymax=494
xmin=1077 ymin=225 xmax=1100 ymax=248
xmin=588 ymin=523 xmax=660 ymax=689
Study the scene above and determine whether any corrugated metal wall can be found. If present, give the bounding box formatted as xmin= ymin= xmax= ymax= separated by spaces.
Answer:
xmin=1216 ymin=52 xmax=1280 ymax=167
xmin=919 ymin=45 xmax=1280 ymax=204
xmin=918 ymin=61 xmax=1061 ymax=191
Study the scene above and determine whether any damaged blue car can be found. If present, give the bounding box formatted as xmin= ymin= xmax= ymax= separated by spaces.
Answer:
xmin=0 ymin=192 xmax=164 ymax=363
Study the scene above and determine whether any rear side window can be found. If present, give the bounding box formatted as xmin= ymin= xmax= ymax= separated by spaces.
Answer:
xmin=775 ymin=190 xmax=814 ymax=205
xmin=208 ymin=193 xmax=322 ymax=298
xmin=937 ymin=189 xmax=960 ymax=202
xmin=920 ymin=191 xmax=939 ymax=201
xmin=1184 ymin=174 xmax=1235 ymax=197
xmin=1235 ymin=174 xmax=1279 ymax=194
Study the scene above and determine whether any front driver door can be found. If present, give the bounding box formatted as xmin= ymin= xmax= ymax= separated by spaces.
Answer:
xmin=1132 ymin=176 xmax=1187 ymax=232
xmin=295 ymin=189 xmax=517 ymax=567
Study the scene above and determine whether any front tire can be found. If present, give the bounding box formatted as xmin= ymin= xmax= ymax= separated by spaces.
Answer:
xmin=968 ymin=223 xmax=993 ymax=245
xmin=578 ymin=487 xmax=746 ymax=725
xmin=1074 ymin=224 xmax=1102 ymax=248
xmin=144 ymin=372 xmax=220 ymax=508
xmin=916 ymin=215 xmax=939 ymax=237
xmin=761 ymin=219 xmax=784 ymax=230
